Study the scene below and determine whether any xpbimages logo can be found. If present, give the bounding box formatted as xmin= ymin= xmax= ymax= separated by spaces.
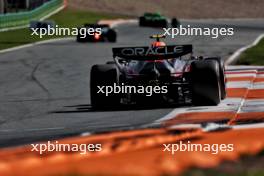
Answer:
xmin=163 ymin=141 xmax=234 ymax=155
xmin=31 ymin=25 xmax=102 ymax=38
xmin=163 ymin=25 xmax=234 ymax=39
xmin=97 ymin=83 xmax=168 ymax=96
xmin=31 ymin=141 xmax=102 ymax=155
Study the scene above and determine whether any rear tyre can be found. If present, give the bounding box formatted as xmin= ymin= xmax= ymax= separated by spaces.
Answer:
xmin=107 ymin=29 xmax=117 ymax=42
xmin=191 ymin=60 xmax=221 ymax=106
xmin=171 ymin=18 xmax=179 ymax=27
xmin=90 ymin=64 xmax=120 ymax=109
xmin=139 ymin=17 xmax=146 ymax=26
xmin=160 ymin=20 xmax=168 ymax=28
xmin=205 ymin=57 xmax=226 ymax=100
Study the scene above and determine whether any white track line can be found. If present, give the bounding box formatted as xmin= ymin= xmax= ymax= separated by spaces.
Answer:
xmin=40 ymin=6 xmax=65 ymax=21
xmin=236 ymin=71 xmax=256 ymax=115
xmin=0 ymin=5 xmax=65 ymax=32
xmin=0 ymin=25 xmax=29 ymax=32
xmin=226 ymin=33 xmax=264 ymax=65
xmin=0 ymin=37 xmax=74 ymax=54
xmin=0 ymin=19 xmax=136 ymax=54
xmin=80 ymin=132 xmax=91 ymax=137
xmin=233 ymin=122 xmax=264 ymax=129
xmin=0 ymin=127 xmax=65 ymax=133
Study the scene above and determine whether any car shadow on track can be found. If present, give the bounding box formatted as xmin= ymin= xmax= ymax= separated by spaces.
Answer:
xmin=49 ymin=104 xmax=181 ymax=113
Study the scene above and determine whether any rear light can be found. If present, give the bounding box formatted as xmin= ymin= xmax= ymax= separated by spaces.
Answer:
xmin=171 ymin=72 xmax=183 ymax=77
xmin=94 ymin=33 xmax=100 ymax=40
xmin=185 ymin=65 xmax=191 ymax=72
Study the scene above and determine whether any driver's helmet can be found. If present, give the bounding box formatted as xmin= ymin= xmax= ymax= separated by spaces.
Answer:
xmin=151 ymin=40 xmax=166 ymax=63
xmin=151 ymin=41 xmax=166 ymax=47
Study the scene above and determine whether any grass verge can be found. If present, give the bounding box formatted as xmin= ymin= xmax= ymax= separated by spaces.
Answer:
xmin=0 ymin=8 xmax=125 ymax=50
xmin=183 ymin=152 xmax=264 ymax=176
xmin=236 ymin=38 xmax=264 ymax=65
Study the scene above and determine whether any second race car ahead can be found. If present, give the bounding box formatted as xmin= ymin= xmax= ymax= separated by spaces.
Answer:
xmin=90 ymin=35 xmax=226 ymax=109
xmin=77 ymin=24 xmax=117 ymax=42
xmin=139 ymin=13 xmax=180 ymax=28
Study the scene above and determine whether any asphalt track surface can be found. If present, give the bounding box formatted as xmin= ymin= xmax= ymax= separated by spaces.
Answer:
xmin=0 ymin=19 xmax=264 ymax=148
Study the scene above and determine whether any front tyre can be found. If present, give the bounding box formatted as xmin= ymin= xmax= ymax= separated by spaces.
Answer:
xmin=107 ymin=29 xmax=117 ymax=42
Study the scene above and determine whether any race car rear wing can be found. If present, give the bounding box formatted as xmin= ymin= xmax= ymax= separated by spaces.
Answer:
xmin=113 ymin=45 xmax=192 ymax=60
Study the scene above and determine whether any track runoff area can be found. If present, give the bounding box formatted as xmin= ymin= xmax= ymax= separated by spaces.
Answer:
xmin=0 ymin=64 xmax=264 ymax=176
xmin=0 ymin=20 xmax=264 ymax=175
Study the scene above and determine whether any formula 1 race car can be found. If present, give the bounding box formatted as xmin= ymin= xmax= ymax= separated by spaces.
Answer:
xmin=139 ymin=13 xmax=179 ymax=28
xmin=76 ymin=24 xmax=117 ymax=42
xmin=90 ymin=35 xmax=226 ymax=109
